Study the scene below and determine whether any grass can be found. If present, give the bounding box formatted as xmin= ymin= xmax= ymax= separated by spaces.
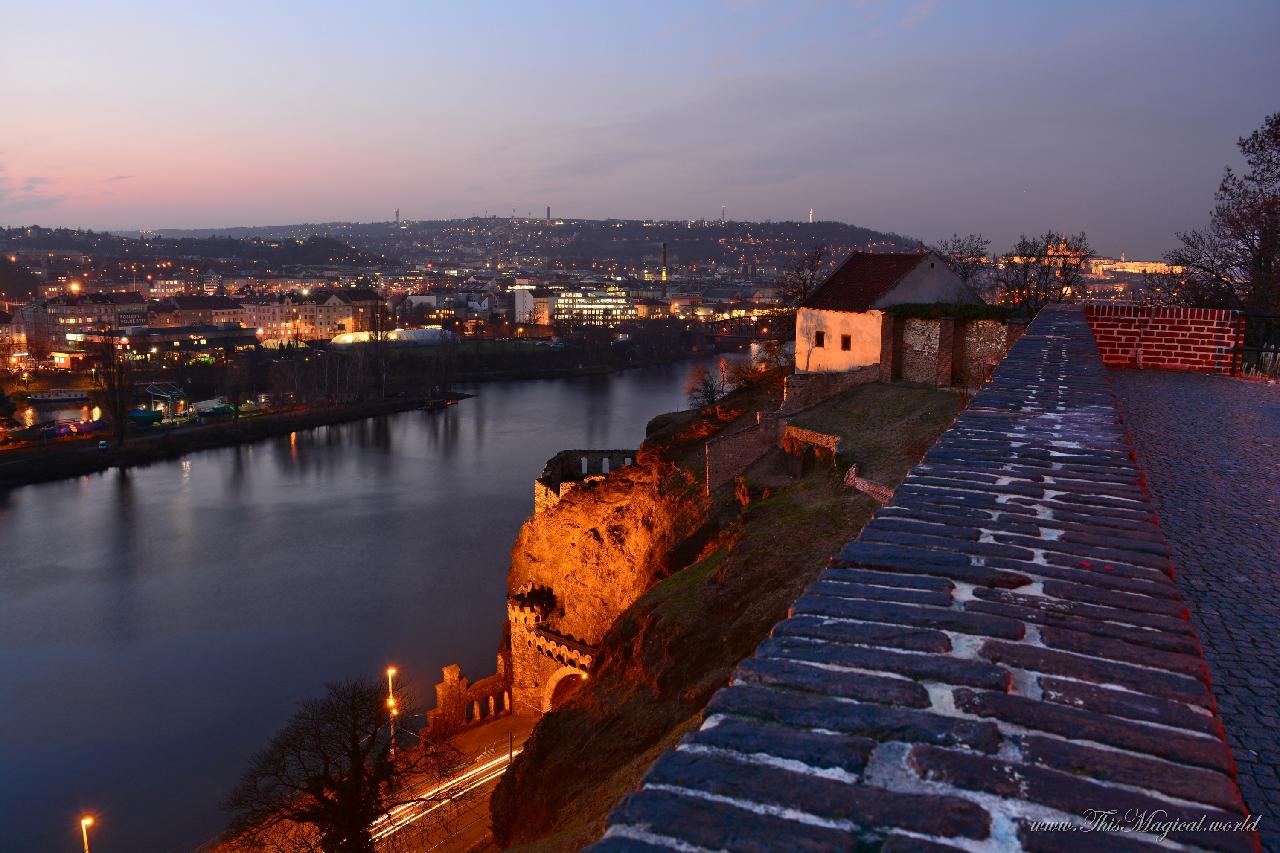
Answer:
xmin=789 ymin=382 xmax=964 ymax=484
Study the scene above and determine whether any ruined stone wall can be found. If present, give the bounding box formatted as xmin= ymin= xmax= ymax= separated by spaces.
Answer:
xmin=778 ymin=365 xmax=879 ymax=414
xmin=1084 ymin=304 xmax=1241 ymax=373
xmin=779 ymin=424 xmax=841 ymax=465
xmin=704 ymin=420 xmax=778 ymax=493
xmin=535 ymin=449 xmax=636 ymax=513
xmin=425 ymin=656 xmax=512 ymax=736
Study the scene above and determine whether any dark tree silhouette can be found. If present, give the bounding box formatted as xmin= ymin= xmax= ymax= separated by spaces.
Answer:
xmin=218 ymin=354 xmax=253 ymax=420
xmin=363 ymin=303 xmax=392 ymax=400
xmin=992 ymin=231 xmax=1094 ymax=313
xmin=930 ymin=233 xmax=991 ymax=283
xmin=1164 ymin=112 xmax=1280 ymax=314
xmin=93 ymin=336 xmax=135 ymax=445
xmin=780 ymin=243 xmax=828 ymax=306
xmin=686 ymin=360 xmax=728 ymax=410
xmin=223 ymin=678 xmax=462 ymax=853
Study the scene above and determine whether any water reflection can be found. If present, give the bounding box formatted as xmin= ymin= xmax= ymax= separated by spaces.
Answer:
xmin=0 ymin=359 xmax=720 ymax=851
xmin=20 ymin=403 xmax=102 ymax=427
xmin=106 ymin=470 xmax=139 ymax=643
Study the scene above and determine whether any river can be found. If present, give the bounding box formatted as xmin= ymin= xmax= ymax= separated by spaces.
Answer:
xmin=0 ymin=359 xmax=716 ymax=852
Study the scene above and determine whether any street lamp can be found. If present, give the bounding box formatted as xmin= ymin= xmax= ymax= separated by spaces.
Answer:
xmin=80 ymin=816 xmax=94 ymax=853
xmin=386 ymin=666 xmax=398 ymax=758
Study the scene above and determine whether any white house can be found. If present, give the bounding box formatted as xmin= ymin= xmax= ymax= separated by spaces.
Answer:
xmin=796 ymin=252 xmax=981 ymax=372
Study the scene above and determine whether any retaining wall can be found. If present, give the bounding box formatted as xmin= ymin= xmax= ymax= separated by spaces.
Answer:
xmin=780 ymin=365 xmax=879 ymax=414
xmin=1084 ymin=304 xmax=1241 ymax=374
xmin=596 ymin=305 xmax=1258 ymax=852
xmin=704 ymin=420 xmax=780 ymax=493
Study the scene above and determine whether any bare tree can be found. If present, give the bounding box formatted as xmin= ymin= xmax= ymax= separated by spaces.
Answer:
xmin=992 ymin=231 xmax=1095 ymax=313
xmin=269 ymin=358 xmax=304 ymax=406
xmin=686 ymin=360 xmax=728 ymax=410
xmin=1165 ymin=112 xmax=1280 ymax=314
xmin=753 ymin=338 xmax=794 ymax=374
xmin=780 ymin=243 xmax=828 ymax=306
xmin=1134 ymin=267 xmax=1237 ymax=309
xmin=93 ymin=336 xmax=135 ymax=445
xmin=218 ymin=354 xmax=253 ymax=420
xmin=794 ymin=309 xmax=823 ymax=372
xmin=363 ymin=303 xmax=393 ymax=400
xmin=930 ymin=234 xmax=991 ymax=283
xmin=223 ymin=678 xmax=462 ymax=853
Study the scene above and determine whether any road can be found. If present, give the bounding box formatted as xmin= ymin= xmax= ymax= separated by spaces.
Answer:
xmin=1111 ymin=370 xmax=1280 ymax=850
xmin=374 ymin=715 xmax=535 ymax=853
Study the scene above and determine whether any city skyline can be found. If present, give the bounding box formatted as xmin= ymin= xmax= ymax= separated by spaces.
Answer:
xmin=3 ymin=1 xmax=1278 ymax=257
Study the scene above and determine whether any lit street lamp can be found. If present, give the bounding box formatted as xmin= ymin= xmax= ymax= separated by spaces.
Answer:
xmin=80 ymin=816 xmax=94 ymax=853
xmin=386 ymin=666 xmax=398 ymax=758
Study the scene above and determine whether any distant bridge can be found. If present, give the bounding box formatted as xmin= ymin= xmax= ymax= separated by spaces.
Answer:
xmin=698 ymin=315 xmax=792 ymax=347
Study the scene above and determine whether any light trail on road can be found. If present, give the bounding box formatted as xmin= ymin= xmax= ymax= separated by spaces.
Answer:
xmin=370 ymin=749 xmax=522 ymax=842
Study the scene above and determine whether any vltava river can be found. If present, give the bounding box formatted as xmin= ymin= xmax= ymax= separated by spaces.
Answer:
xmin=0 ymin=360 xmax=712 ymax=852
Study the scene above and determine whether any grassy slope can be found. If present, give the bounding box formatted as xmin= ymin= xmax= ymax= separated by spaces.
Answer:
xmin=491 ymin=381 xmax=964 ymax=851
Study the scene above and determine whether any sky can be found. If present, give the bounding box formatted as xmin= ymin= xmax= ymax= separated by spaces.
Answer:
xmin=2 ymin=0 xmax=1277 ymax=257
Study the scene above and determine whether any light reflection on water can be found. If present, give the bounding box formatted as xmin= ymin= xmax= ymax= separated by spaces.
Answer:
xmin=0 ymin=359 xmax=720 ymax=852
xmin=19 ymin=404 xmax=103 ymax=428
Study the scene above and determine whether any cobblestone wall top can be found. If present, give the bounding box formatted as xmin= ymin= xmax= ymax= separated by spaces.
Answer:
xmin=594 ymin=306 xmax=1259 ymax=852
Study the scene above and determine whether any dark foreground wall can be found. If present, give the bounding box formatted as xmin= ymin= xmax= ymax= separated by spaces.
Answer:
xmin=593 ymin=306 xmax=1260 ymax=852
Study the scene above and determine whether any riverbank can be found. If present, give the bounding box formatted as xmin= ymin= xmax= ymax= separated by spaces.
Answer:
xmin=0 ymin=394 xmax=468 ymax=489
xmin=452 ymin=348 xmax=729 ymax=384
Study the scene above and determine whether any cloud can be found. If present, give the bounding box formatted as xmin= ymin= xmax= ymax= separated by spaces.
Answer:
xmin=901 ymin=0 xmax=939 ymax=28
xmin=104 ymin=174 xmax=133 ymax=183
xmin=0 ymin=173 xmax=72 ymax=214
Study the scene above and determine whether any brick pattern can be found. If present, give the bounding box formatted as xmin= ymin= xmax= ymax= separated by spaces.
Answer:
xmin=1083 ymin=304 xmax=1242 ymax=374
xmin=595 ymin=306 xmax=1260 ymax=852
xmin=843 ymin=465 xmax=895 ymax=505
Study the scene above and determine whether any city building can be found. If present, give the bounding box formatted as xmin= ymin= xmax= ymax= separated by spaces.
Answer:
xmin=552 ymin=288 xmax=637 ymax=325
xmin=157 ymin=295 xmax=245 ymax=327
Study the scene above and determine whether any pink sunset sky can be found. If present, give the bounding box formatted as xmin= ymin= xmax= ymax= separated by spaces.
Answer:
xmin=3 ymin=0 xmax=1278 ymax=257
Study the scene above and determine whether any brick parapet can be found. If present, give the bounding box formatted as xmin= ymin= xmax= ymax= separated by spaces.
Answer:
xmin=1083 ymin=304 xmax=1242 ymax=374
xmin=595 ymin=306 xmax=1259 ymax=852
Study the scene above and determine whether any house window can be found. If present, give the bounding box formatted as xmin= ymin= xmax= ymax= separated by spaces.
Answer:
xmin=814 ymin=331 xmax=825 ymax=348
xmin=841 ymin=334 xmax=852 ymax=351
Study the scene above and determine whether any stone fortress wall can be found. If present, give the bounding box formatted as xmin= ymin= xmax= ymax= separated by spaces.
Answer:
xmin=428 ymin=449 xmax=635 ymax=735
xmin=534 ymin=449 xmax=636 ymax=514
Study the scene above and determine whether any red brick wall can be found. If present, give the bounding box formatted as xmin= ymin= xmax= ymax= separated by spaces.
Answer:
xmin=1083 ymin=305 xmax=1241 ymax=374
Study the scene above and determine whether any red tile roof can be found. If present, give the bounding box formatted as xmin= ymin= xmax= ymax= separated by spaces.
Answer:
xmin=801 ymin=252 xmax=927 ymax=313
